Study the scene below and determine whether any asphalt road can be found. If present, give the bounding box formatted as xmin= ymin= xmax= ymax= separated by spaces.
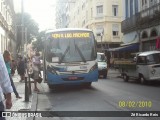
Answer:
xmin=35 ymin=76 xmax=160 ymax=120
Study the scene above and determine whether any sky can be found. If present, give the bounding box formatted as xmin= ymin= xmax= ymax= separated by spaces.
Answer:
xmin=14 ymin=0 xmax=56 ymax=31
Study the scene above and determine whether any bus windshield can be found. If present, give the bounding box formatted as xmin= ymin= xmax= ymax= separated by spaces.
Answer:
xmin=45 ymin=31 xmax=96 ymax=63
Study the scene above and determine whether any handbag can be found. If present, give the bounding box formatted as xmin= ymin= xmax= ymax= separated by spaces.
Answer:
xmin=30 ymin=72 xmax=34 ymax=79
xmin=37 ymin=76 xmax=43 ymax=83
xmin=30 ymin=71 xmax=42 ymax=83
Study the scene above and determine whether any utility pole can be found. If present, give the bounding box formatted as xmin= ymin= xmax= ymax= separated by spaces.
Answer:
xmin=21 ymin=0 xmax=24 ymax=55
xmin=101 ymin=28 xmax=104 ymax=52
xmin=138 ymin=30 xmax=142 ymax=52
xmin=25 ymin=27 xmax=27 ymax=53
xmin=101 ymin=33 xmax=103 ymax=52
xmin=21 ymin=0 xmax=29 ymax=102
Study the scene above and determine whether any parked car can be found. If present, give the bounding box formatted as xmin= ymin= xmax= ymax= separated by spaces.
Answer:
xmin=97 ymin=52 xmax=108 ymax=78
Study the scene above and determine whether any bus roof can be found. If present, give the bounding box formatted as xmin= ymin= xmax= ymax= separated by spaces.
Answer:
xmin=46 ymin=28 xmax=93 ymax=34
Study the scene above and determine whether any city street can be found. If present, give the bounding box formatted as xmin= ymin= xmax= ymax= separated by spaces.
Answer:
xmin=34 ymin=70 xmax=160 ymax=120
xmin=1 ymin=0 xmax=160 ymax=120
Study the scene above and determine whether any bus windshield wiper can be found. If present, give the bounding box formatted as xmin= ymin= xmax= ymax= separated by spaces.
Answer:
xmin=59 ymin=46 xmax=70 ymax=64
xmin=75 ymin=44 xmax=86 ymax=63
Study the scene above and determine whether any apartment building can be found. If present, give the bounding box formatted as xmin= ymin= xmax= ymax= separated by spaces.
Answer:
xmin=56 ymin=0 xmax=69 ymax=28
xmin=0 ymin=0 xmax=16 ymax=58
xmin=122 ymin=0 xmax=160 ymax=51
xmin=56 ymin=0 xmax=123 ymax=51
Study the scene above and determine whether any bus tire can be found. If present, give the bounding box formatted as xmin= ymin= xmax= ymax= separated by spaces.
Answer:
xmin=123 ymin=74 xmax=129 ymax=82
xmin=103 ymin=74 xmax=107 ymax=79
xmin=139 ymin=75 xmax=147 ymax=85
xmin=48 ymin=84 xmax=55 ymax=89
xmin=84 ymin=82 xmax=92 ymax=87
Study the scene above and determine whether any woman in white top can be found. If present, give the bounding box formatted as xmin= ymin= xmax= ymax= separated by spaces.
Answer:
xmin=32 ymin=52 xmax=41 ymax=92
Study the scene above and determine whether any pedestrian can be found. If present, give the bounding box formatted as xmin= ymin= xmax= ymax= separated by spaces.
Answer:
xmin=17 ymin=56 xmax=25 ymax=82
xmin=32 ymin=52 xmax=41 ymax=92
xmin=11 ymin=60 xmax=17 ymax=76
xmin=17 ymin=57 xmax=20 ymax=75
xmin=3 ymin=50 xmax=22 ymax=99
xmin=27 ymin=57 xmax=33 ymax=74
xmin=0 ymin=53 xmax=13 ymax=120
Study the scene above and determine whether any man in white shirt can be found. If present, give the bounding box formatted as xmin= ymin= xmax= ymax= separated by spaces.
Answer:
xmin=0 ymin=53 xmax=13 ymax=120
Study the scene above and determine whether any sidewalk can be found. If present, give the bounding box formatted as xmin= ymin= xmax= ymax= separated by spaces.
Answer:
xmin=2 ymin=69 xmax=122 ymax=120
xmin=4 ymin=73 xmax=37 ymax=120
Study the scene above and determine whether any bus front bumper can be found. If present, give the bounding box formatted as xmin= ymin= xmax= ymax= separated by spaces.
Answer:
xmin=46 ymin=70 xmax=98 ymax=85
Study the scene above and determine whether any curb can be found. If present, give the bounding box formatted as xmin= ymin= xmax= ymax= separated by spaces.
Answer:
xmin=26 ymin=92 xmax=38 ymax=120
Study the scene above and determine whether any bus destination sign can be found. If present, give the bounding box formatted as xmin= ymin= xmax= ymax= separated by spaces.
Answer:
xmin=52 ymin=32 xmax=90 ymax=39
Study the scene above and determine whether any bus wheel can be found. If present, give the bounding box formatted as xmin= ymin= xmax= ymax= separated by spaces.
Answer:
xmin=48 ymin=84 xmax=55 ymax=89
xmin=123 ymin=74 xmax=129 ymax=82
xmin=103 ymin=74 xmax=107 ymax=79
xmin=139 ymin=75 xmax=147 ymax=85
xmin=84 ymin=82 xmax=92 ymax=87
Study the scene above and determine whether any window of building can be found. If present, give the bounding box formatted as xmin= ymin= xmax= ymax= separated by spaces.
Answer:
xmin=112 ymin=24 xmax=119 ymax=36
xmin=82 ymin=3 xmax=85 ymax=10
xmin=130 ymin=0 xmax=133 ymax=16
xmin=112 ymin=5 xmax=118 ymax=16
xmin=96 ymin=5 xmax=103 ymax=15
xmin=142 ymin=31 xmax=148 ymax=39
xmin=142 ymin=0 xmax=147 ymax=5
xmin=0 ymin=2 xmax=1 ymax=12
xmin=86 ymin=11 xmax=88 ymax=21
xmin=0 ymin=35 xmax=1 ymax=52
xmin=150 ymin=29 xmax=158 ymax=37
xmin=82 ymin=20 xmax=86 ymax=27
xmin=125 ymin=0 xmax=129 ymax=18
xmin=150 ymin=0 xmax=158 ymax=6
xmin=77 ymin=8 xmax=79 ymax=15
xmin=113 ymin=31 xmax=118 ymax=36
xmin=96 ymin=25 xmax=104 ymax=36
xmin=135 ymin=0 xmax=139 ymax=13
xmin=91 ymin=8 xmax=93 ymax=18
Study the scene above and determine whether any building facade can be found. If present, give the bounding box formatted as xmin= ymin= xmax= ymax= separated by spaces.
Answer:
xmin=0 ymin=0 xmax=16 ymax=58
xmin=56 ymin=0 xmax=69 ymax=28
xmin=56 ymin=0 xmax=123 ymax=51
xmin=122 ymin=0 xmax=160 ymax=51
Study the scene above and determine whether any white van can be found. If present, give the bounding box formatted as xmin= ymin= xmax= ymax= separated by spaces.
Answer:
xmin=122 ymin=51 xmax=160 ymax=84
xmin=97 ymin=52 xmax=108 ymax=78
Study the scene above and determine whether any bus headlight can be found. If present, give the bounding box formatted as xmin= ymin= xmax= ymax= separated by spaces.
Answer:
xmin=47 ymin=66 xmax=58 ymax=75
xmin=89 ymin=63 xmax=98 ymax=72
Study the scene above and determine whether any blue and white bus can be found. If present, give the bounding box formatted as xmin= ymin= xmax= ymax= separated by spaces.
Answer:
xmin=43 ymin=28 xmax=98 ymax=89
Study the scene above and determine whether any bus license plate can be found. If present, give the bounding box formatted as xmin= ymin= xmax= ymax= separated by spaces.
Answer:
xmin=68 ymin=76 xmax=78 ymax=80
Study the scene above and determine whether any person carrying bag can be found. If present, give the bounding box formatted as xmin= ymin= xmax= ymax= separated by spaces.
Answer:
xmin=32 ymin=52 xmax=42 ymax=92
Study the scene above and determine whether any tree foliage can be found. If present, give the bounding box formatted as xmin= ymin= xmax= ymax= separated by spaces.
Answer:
xmin=32 ymin=31 xmax=45 ymax=52
xmin=15 ymin=13 xmax=39 ymax=53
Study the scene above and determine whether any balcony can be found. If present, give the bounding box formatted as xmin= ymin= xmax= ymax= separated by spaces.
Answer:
xmin=122 ymin=2 xmax=160 ymax=33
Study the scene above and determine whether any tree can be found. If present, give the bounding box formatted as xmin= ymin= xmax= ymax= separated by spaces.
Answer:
xmin=32 ymin=31 xmax=45 ymax=52
xmin=15 ymin=13 xmax=39 ymax=53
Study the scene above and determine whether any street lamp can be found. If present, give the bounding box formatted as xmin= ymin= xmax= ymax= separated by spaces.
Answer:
xmin=100 ymin=28 xmax=104 ymax=52
xmin=137 ymin=29 xmax=142 ymax=52
xmin=21 ymin=0 xmax=24 ymax=55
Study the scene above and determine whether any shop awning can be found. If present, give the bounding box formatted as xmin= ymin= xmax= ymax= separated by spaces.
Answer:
xmin=108 ymin=43 xmax=139 ymax=52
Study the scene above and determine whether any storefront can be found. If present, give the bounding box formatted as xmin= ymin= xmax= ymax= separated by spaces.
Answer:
xmin=142 ymin=40 xmax=156 ymax=51
xmin=108 ymin=43 xmax=139 ymax=59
